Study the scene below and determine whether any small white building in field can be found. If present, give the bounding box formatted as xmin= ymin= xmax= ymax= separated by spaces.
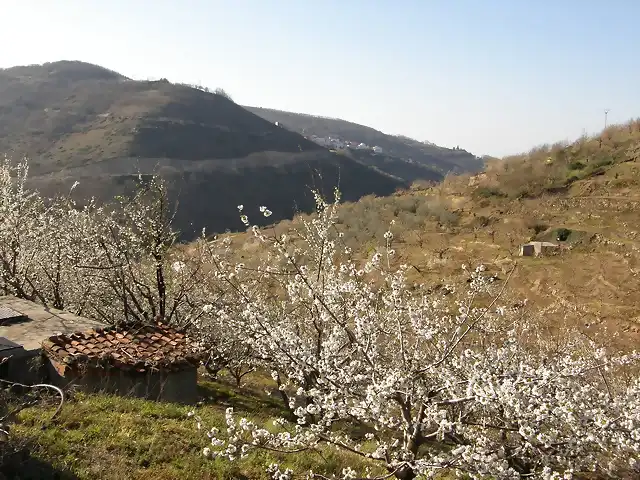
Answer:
xmin=519 ymin=241 xmax=559 ymax=257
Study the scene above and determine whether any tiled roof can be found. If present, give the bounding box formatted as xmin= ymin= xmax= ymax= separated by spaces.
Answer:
xmin=41 ymin=323 xmax=202 ymax=372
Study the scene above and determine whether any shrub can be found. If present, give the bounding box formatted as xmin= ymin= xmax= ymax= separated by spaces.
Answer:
xmin=565 ymin=174 xmax=580 ymax=184
xmin=214 ymin=88 xmax=233 ymax=101
xmin=474 ymin=215 xmax=492 ymax=228
xmin=525 ymin=219 xmax=548 ymax=235
xmin=475 ymin=186 xmax=507 ymax=198
xmin=515 ymin=188 xmax=534 ymax=199
xmin=391 ymin=196 xmax=420 ymax=215
xmin=568 ymin=160 xmax=585 ymax=170
xmin=587 ymin=167 xmax=607 ymax=177
xmin=556 ymin=228 xmax=571 ymax=241
xmin=593 ymin=157 xmax=614 ymax=168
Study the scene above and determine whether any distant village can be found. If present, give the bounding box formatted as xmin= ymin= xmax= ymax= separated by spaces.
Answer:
xmin=272 ymin=122 xmax=384 ymax=154
xmin=307 ymin=135 xmax=384 ymax=153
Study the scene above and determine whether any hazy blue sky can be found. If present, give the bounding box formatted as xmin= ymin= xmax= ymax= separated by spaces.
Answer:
xmin=2 ymin=0 xmax=639 ymax=156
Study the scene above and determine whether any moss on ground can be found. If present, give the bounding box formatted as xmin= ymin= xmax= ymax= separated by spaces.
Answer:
xmin=7 ymin=375 xmax=383 ymax=480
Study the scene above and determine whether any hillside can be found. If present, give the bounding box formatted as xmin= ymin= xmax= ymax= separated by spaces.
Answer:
xmin=219 ymin=119 xmax=640 ymax=348
xmin=335 ymin=147 xmax=445 ymax=184
xmin=4 ymin=116 xmax=640 ymax=480
xmin=245 ymin=106 xmax=485 ymax=176
xmin=0 ymin=60 xmax=402 ymax=238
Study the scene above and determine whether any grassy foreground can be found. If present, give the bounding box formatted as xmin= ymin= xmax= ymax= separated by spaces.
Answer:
xmin=6 ymin=373 xmax=381 ymax=480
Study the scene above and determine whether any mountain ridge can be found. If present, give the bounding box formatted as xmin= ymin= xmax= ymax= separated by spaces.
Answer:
xmin=0 ymin=60 xmax=480 ymax=238
xmin=0 ymin=60 xmax=406 ymax=238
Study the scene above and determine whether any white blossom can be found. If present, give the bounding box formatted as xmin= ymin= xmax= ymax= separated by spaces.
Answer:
xmin=202 ymin=304 xmax=213 ymax=314
xmin=189 ymin=189 xmax=640 ymax=480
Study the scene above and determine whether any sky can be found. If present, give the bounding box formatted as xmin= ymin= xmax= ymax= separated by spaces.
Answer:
xmin=1 ymin=0 xmax=639 ymax=157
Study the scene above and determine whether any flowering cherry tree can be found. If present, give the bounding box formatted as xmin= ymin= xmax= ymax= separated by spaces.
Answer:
xmin=188 ymin=282 xmax=258 ymax=385
xmin=0 ymin=157 xmax=253 ymax=377
xmin=191 ymin=190 xmax=640 ymax=479
xmin=0 ymin=159 xmax=213 ymax=326
xmin=0 ymin=158 xmax=98 ymax=309
xmin=73 ymin=175 xmax=211 ymax=325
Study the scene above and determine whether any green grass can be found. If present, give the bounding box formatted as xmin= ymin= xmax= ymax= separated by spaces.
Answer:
xmin=7 ymin=374 xmax=384 ymax=480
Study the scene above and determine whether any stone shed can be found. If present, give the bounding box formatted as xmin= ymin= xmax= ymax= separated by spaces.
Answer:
xmin=0 ymin=296 xmax=105 ymax=384
xmin=519 ymin=241 xmax=559 ymax=257
xmin=41 ymin=323 xmax=202 ymax=404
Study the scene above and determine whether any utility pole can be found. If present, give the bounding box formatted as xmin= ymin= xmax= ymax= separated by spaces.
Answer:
xmin=604 ymin=109 xmax=610 ymax=129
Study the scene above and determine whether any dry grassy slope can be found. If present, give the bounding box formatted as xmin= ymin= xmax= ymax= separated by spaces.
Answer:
xmin=407 ymin=125 xmax=640 ymax=346
xmin=432 ymin=173 xmax=640 ymax=336
xmin=220 ymin=121 xmax=640 ymax=347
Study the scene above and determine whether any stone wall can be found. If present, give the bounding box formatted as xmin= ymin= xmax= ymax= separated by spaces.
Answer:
xmin=45 ymin=359 xmax=198 ymax=404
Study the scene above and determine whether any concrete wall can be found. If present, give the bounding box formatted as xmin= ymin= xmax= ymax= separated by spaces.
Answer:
xmin=540 ymin=245 xmax=558 ymax=255
xmin=45 ymin=359 xmax=198 ymax=404
xmin=520 ymin=244 xmax=535 ymax=256
xmin=519 ymin=243 xmax=559 ymax=257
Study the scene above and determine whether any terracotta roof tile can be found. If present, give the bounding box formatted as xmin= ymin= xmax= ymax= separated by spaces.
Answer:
xmin=41 ymin=323 xmax=202 ymax=372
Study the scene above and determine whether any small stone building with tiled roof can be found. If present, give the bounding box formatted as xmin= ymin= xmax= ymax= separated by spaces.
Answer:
xmin=41 ymin=323 xmax=202 ymax=404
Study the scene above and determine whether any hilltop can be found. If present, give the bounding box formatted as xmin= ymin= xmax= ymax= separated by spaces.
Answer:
xmin=0 ymin=61 xmax=327 ymax=172
xmin=0 ymin=61 xmax=404 ymax=238
xmin=245 ymin=106 xmax=484 ymax=176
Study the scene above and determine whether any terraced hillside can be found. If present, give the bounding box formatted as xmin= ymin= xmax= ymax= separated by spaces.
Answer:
xmin=221 ymin=119 xmax=640 ymax=347
xmin=0 ymin=60 xmax=403 ymax=238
